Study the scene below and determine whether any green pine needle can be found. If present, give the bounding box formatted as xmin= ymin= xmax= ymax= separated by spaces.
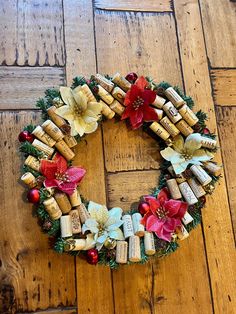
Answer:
xmin=36 ymin=98 xmax=50 ymax=120
xmin=20 ymin=142 xmax=44 ymax=158
xmin=22 ymin=165 xmax=41 ymax=177
xmin=23 ymin=124 xmax=36 ymax=133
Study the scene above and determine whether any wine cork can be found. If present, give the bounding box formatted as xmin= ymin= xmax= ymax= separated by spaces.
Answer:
xmin=55 ymin=140 xmax=75 ymax=161
xmin=190 ymin=165 xmax=212 ymax=186
xmin=203 ymin=162 xmax=221 ymax=176
xmin=132 ymin=213 xmax=145 ymax=237
xmin=200 ymin=136 xmax=217 ymax=149
xmin=163 ymin=102 xmax=182 ymax=123
xmin=129 ymin=235 xmax=141 ymax=262
xmin=60 ymin=215 xmax=72 ymax=238
xmin=166 ymin=178 xmax=182 ymax=199
xmin=97 ymin=85 xmax=114 ymax=105
xmin=21 ymin=172 xmax=37 ymax=188
xmin=122 ymin=214 xmax=134 ymax=239
xmin=182 ymin=211 xmax=194 ymax=225
xmin=80 ymin=84 xmax=97 ymax=102
xmin=64 ymin=239 xmax=86 ymax=251
xmin=111 ymin=86 xmax=126 ymax=104
xmin=69 ymin=209 xmax=81 ymax=234
xmin=187 ymin=177 xmax=206 ymax=198
xmin=176 ymin=224 xmax=189 ymax=240
xmin=149 ymin=122 xmax=170 ymax=140
xmin=94 ymin=74 xmax=114 ymax=93
xmin=24 ymin=155 xmax=40 ymax=172
xmin=144 ymin=231 xmax=156 ymax=256
xmin=43 ymin=197 xmax=62 ymax=220
xmin=69 ymin=189 xmax=82 ymax=207
xmin=175 ymin=119 xmax=194 ymax=137
xmin=110 ymin=100 xmax=125 ymax=116
xmin=54 ymin=192 xmax=72 ymax=214
xmin=32 ymin=139 xmax=54 ymax=157
xmin=77 ymin=203 xmax=90 ymax=223
xmin=32 ymin=126 xmax=56 ymax=147
xmin=179 ymin=181 xmax=198 ymax=205
xmin=153 ymin=108 xmax=164 ymax=120
xmin=101 ymin=101 xmax=115 ymax=119
xmin=112 ymin=73 xmax=131 ymax=92
xmin=63 ymin=135 xmax=77 ymax=148
xmin=152 ymin=94 xmax=166 ymax=109
xmin=167 ymin=165 xmax=176 ymax=177
xmin=160 ymin=116 xmax=180 ymax=137
xmin=42 ymin=120 xmax=64 ymax=141
xmin=165 ymin=87 xmax=185 ymax=108
xmin=47 ymin=106 xmax=67 ymax=128
xmin=116 ymin=241 xmax=128 ymax=264
xmin=178 ymin=104 xmax=198 ymax=126
xmin=175 ymin=173 xmax=187 ymax=184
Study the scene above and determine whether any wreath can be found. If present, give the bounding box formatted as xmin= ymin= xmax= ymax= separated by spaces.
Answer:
xmin=18 ymin=72 xmax=221 ymax=268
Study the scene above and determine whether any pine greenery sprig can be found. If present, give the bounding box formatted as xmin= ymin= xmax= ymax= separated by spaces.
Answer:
xmin=36 ymin=98 xmax=50 ymax=120
xmin=37 ymin=204 xmax=49 ymax=220
xmin=54 ymin=237 xmax=65 ymax=253
xmin=71 ymin=76 xmax=87 ymax=88
xmin=22 ymin=165 xmax=41 ymax=177
xmin=20 ymin=142 xmax=44 ymax=158
xmin=24 ymin=124 xmax=36 ymax=133
xmin=47 ymin=220 xmax=60 ymax=236
xmin=45 ymin=88 xmax=60 ymax=101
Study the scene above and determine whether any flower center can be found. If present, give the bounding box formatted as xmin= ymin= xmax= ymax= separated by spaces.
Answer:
xmin=55 ymin=172 xmax=70 ymax=182
xmin=73 ymin=103 xmax=84 ymax=116
xmin=133 ymin=96 xmax=144 ymax=110
xmin=181 ymin=149 xmax=193 ymax=160
xmin=98 ymin=224 xmax=105 ymax=236
xmin=156 ymin=206 xmax=169 ymax=220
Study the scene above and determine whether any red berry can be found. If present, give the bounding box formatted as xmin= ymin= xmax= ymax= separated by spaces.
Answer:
xmin=125 ymin=72 xmax=138 ymax=84
xmin=138 ymin=202 xmax=150 ymax=215
xmin=18 ymin=130 xmax=34 ymax=143
xmin=27 ymin=188 xmax=40 ymax=203
xmin=86 ymin=248 xmax=99 ymax=265
xmin=203 ymin=128 xmax=210 ymax=135
xmin=200 ymin=196 xmax=206 ymax=204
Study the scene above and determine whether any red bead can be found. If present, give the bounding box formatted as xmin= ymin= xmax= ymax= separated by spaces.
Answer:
xmin=125 ymin=72 xmax=138 ymax=84
xmin=86 ymin=248 xmax=99 ymax=265
xmin=138 ymin=202 xmax=150 ymax=215
xmin=27 ymin=188 xmax=40 ymax=203
xmin=18 ymin=130 xmax=34 ymax=143
xmin=203 ymin=128 xmax=210 ymax=135
xmin=200 ymin=196 xmax=206 ymax=204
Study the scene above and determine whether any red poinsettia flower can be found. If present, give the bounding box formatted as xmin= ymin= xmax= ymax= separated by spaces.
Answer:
xmin=40 ymin=153 xmax=86 ymax=195
xmin=121 ymin=76 xmax=158 ymax=129
xmin=141 ymin=188 xmax=188 ymax=242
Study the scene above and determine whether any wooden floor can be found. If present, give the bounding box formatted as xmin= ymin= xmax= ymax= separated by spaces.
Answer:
xmin=0 ymin=0 xmax=235 ymax=313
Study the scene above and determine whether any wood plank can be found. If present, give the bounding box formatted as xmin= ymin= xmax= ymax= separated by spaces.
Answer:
xmin=211 ymin=69 xmax=236 ymax=106
xmin=103 ymin=120 xmax=161 ymax=172
xmin=216 ymin=106 xmax=236 ymax=240
xmin=174 ymin=1 xmax=236 ymax=313
xmin=95 ymin=10 xmax=182 ymax=172
xmin=94 ymin=0 xmax=172 ymax=12
xmin=33 ymin=307 xmax=77 ymax=314
xmin=0 ymin=112 xmax=76 ymax=313
xmin=108 ymin=171 xmax=213 ymax=313
xmin=63 ymin=1 xmax=114 ymax=313
xmin=0 ymin=0 xmax=65 ymax=66
xmin=0 ymin=67 xmax=65 ymax=110
xmin=199 ymin=0 xmax=236 ymax=67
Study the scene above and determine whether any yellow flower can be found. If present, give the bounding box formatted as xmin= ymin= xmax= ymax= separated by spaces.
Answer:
xmin=55 ymin=86 xmax=102 ymax=136
xmin=160 ymin=133 xmax=214 ymax=174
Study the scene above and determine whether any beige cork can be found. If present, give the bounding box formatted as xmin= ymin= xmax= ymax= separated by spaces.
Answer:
xmin=32 ymin=139 xmax=54 ymax=157
xmin=175 ymin=119 xmax=194 ymax=137
xmin=54 ymin=192 xmax=72 ymax=214
xmin=203 ymin=161 xmax=221 ymax=176
xmin=97 ymin=85 xmax=114 ymax=105
xmin=160 ymin=116 xmax=180 ymax=137
xmin=132 ymin=213 xmax=145 ymax=237
xmin=190 ymin=165 xmax=212 ymax=186
xmin=178 ymin=104 xmax=199 ymax=126
xmin=116 ymin=241 xmax=128 ymax=264
xmin=110 ymin=100 xmax=125 ymax=116
xmin=47 ymin=106 xmax=67 ymax=128
xmin=152 ymin=94 xmax=166 ymax=109
xmin=129 ymin=235 xmax=141 ymax=262
xmin=69 ymin=189 xmax=82 ymax=207
xmin=149 ymin=121 xmax=170 ymax=140
xmin=32 ymin=126 xmax=56 ymax=147
xmin=101 ymin=101 xmax=115 ymax=119
xmin=187 ymin=177 xmax=206 ymax=198
xmin=144 ymin=232 xmax=156 ymax=256
xmin=60 ymin=215 xmax=72 ymax=238
xmin=55 ymin=140 xmax=75 ymax=161
xmin=69 ymin=209 xmax=81 ymax=234
xmin=163 ymin=101 xmax=182 ymax=124
xmin=43 ymin=197 xmax=62 ymax=220
xmin=24 ymin=155 xmax=40 ymax=172
xmin=21 ymin=172 xmax=37 ymax=188
xmin=42 ymin=120 xmax=64 ymax=141
xmin=112 ymin=86 xmax=126 ymax=104
xmin=165 ymin=87 xmax=185 ymax=108
xmin=179 ymin=181 xmax=198 ymax=205
xmin=63 ymin=134 xmax=77 ymax=148
xmin=166 ymin=178 xmax=182 ymax=199
xmin=80 ymin=84 xmax=97 ymax=102
xmin=94 ymin=74 xmax=114 ymax=93
xmin=112 ymin=73 xmax=131 ymax=92
xmin=77 ymin=203 xmax=90 ymax=224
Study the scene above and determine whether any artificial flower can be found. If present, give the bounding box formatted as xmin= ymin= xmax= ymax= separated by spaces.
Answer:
xmin=82 ymin=201 xmax=124 ymax=250
xmin=142 ymin=188 xmax=188 ymax=242
xmin=121 ymin=76 xmax=158 ymax=129
xmin=55 ymin=86 xmax=102 ymax=137
xmin=160 ymin=133 xmax=214 ymax=175
xmin=40 ymin=152 xmax=86 ymax=195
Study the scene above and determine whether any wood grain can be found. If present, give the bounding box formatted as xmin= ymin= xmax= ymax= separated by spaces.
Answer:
xmin=0 ymin=112 xmax=76 ymax=313
xmin=0 ymin=0 xmax=65 ymax=66
xmin=108 ymin=171 xmax=213 ymax=313
xmin=211 ymin=69 xmax=236 ymax=106
xmin=103 ymin=120 xmax=161 ymax=172
xmin=174 ymin=1 xmax=236 ymax=313
xmin=0 ymin=67 xmax=65 ymax=110
xmin=216 ymin=106 xmax=236 ymax=239
xmin=94 ymin=0 xmax=172 ymax=11
xmin=63 ymin=1 xmax=114 ymax=313
xmin=199 ymin=0 xmax=236 ymax=67
xmin=34 ymin=308 xmax=77 ymax=314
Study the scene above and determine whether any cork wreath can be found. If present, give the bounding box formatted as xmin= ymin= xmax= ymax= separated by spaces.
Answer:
xmin=18 ymin=73 xmax=221 ymax=267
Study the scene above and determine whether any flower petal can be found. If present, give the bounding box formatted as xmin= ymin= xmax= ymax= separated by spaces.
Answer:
xmin=108 ymin=228 xmax=125 ymax=240
xmin=65 ymin=167 xmax=86 ymax=184
xmin=44 ymin=178 xmax=59 ymax=188
xmin=130 ymin=108 xmax=143 ymax=129
xmin=164 ymin=199 xmax=187 ymax=218
xmin=157 ymin=188 xmax=170 ymax=205
xmin=84 ymin=122 xmax=98 ymax=134
xmin=55 ymin=105 xmax=74 ymax=121
xmin=146 ymin=215 xmax=163 ymax=233
xmin=87 ymin=102 xmax=103 ymax=115
xmin=172 ymin=135 xmax=185 ymax=153
xmin=135 ymin=76 xmax=148 ymax=90
xmin=172 ymin=161 xmax=190 ymax=175
xmin=184 ymin=133 xmax=202 ymax=153
xmin=72 ymin=88 xmax=88 ymax=111
xmin=82 ymin=218 xmax=99 ymax=234
xmin=52 ymin=152 xmax=68 ymax=174
xmin=88 ymin=201 xmax=109 ymax=224
xmin=97 ymin=232 xmax=108 ymax=244
xmin=40 ymin=159 xmax=58 ymax=179
xmin=74 ymin=117 xmax=86 ymax=137
xmin=59 ymin=87 xmax=73 ymax=106
xmin=107 ymin=220 xmax=123 ymax=231
xmin=124 ymin=85 xmax=141 ymax=106
xmin=57 ymin=182 xmax=77 ymax=195
xmin=142 ymin=89 xmax=157 ymax=106
xmin=143 ymin=105 xmax=159 ymax=122
xmin=83 ymin=234 xmax=96 ymax=250
xmin=191 ymin=149 xmax=214 ymax=162
xmin=160 ymin=147 xmax=182 ymax=163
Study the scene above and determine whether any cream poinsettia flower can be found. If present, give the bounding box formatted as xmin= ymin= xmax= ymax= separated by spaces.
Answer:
xmin=82 ymin=201 xmax=125 ymax=250
xmin=160 ymin=133 xmax=214 ymax=175
xmin=55 ymin=86 xmax=102 ymax=136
